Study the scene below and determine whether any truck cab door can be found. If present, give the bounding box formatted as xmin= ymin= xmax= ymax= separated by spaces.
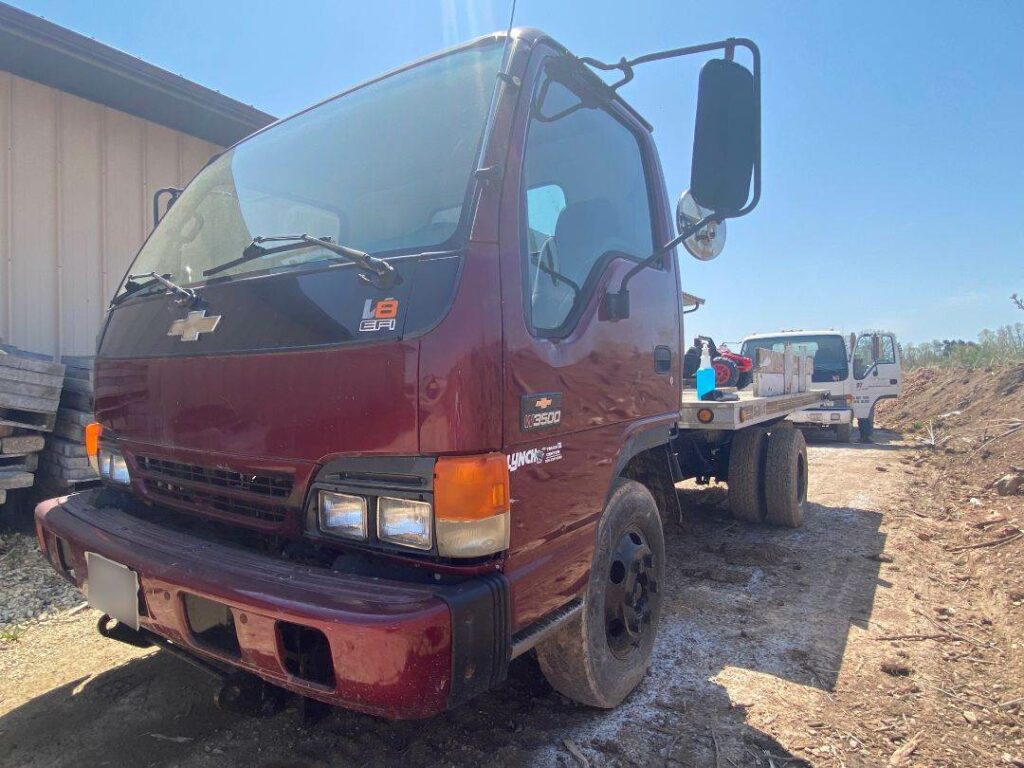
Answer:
xmin=851 ymin=332 xmax=901 ymax=417
xmin=495 ymin=47 xmax=680 ymax=628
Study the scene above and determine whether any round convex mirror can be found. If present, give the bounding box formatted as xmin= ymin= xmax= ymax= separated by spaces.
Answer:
xmin=676 ymin=190 xmax=726 ymax=261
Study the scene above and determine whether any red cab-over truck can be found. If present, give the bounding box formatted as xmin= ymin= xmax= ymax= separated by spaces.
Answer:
xmin=35 ymin=28 xmax=822 ymax=718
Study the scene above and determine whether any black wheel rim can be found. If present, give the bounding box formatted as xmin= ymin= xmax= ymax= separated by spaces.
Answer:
xmin=604 ymin=527 xmax=658 ymax=658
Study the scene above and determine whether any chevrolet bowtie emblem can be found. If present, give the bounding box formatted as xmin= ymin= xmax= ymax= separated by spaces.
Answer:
xmin=168 ymin=310 xmax=221 ymax=342
xmin=536 ymin=397 xmax=553 ymax=409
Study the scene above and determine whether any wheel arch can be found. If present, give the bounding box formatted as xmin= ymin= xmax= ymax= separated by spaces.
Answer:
xmin=867 ymin=393 xmax=898 ymax=419
xmin=607 ymin=420 xmax=682 ymax=522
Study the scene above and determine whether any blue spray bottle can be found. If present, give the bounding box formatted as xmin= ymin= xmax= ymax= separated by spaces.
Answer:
xmin=696 ymin=340 xmax=715 ymax=399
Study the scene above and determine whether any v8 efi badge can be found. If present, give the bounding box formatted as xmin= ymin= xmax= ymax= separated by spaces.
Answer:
xmin=359 ymin=298 xmax=400 ymax=332
xmin=521 ymin=392 xmax=563 ymax=431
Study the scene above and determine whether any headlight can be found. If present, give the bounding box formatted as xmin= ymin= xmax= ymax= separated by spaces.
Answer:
xmin=98 ymin=447 xmax=130 ymax=485
xmin=98 ymin=448 xmax=113 ymax=478
xmin=378 ymin=497 xmax=433 ymax=550
xmin=318 ymin=491 xmax=367 ymax=540
xmin=110 ymin=454 xmax=130 ymax=484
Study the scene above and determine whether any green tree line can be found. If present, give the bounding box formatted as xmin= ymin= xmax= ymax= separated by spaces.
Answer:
xmin=902 ymin=323 xmax=1024 ymax=369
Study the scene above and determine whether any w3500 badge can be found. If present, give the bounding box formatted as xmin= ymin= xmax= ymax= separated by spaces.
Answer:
xmin=521 ymin=392 xmax=563 ymax=431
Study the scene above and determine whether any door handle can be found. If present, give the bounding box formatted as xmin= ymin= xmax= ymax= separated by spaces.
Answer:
xmin=654 ymin=345 xmax=672 ymax=374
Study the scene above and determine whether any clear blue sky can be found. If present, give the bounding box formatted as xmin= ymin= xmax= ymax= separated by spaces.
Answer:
xmin=14 ymin=0 xmax=1024 ymax=344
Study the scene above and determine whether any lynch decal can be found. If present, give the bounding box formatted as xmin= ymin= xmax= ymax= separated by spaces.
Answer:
xmin=508 ymin=442 xmax=563 ymax=472
xmin=521 ymin=391 xmax=563 ymax=432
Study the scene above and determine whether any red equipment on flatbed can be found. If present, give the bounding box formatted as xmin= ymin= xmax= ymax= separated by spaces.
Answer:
xmin=682 ymin=335 xmax=754 ymax=388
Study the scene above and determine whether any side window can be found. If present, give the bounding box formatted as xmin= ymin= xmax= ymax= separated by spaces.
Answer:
xmin=522 ymin=72 xmax=654 ymax=335
xmin=853 ymin=334 xmax=873 ymax=379
xmin=877 ymin=335 xmax=896 ymax=364
xmin=525 ymin=184 xmax=566 ymax=252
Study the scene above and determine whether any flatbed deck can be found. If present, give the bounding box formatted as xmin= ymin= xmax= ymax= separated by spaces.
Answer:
xmin=678 ymin=388 xmax=826 ymax=430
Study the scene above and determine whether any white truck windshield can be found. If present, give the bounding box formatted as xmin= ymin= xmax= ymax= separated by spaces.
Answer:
xmin=742 ymin=335 xmax=849 ymax=383
xmin=118 ymin=41 xmax=504 ymax=295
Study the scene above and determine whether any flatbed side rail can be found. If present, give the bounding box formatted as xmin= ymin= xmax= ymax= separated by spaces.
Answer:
xmin=677 ymin=389 xmax=826 ymax=431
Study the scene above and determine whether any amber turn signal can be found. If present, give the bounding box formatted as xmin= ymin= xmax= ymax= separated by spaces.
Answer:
xmin=84 ymin=422 xmax=102 ymax=473
xmin=697 ymin=408 xmax=714 ymax=424
xmin=434 ymin=453 xmax=509 ymax=522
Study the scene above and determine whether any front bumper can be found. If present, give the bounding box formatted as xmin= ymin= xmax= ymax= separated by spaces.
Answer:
xmin=789 ymin=407 xmax=852 ymax=426
xmin=35 ymin=490 xmax=509 ymax=719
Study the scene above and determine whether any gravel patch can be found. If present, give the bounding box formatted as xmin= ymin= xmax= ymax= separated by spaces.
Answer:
xmin=0 ymin=528 xmax=82 ymax=631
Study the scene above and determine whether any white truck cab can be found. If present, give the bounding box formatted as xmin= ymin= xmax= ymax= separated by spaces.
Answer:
xmin=740 ymin=330 xmax=902 ymax=442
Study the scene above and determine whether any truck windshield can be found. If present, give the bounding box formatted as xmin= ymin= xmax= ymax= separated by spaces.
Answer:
xmin=116 ymin=40 xmax=504 ymax=296
xmin=741 ymin=335 xmax=849 ymax=383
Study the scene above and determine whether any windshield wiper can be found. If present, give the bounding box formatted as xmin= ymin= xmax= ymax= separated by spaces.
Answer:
xmin=203 ymin=234 xmax=399 ymax=287
xmin=111 ymin=272 xmax=198 ymax=307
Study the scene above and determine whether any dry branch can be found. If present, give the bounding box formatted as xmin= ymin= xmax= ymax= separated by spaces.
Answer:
xmin=947 ymin=531 xmax=1022 ymax=553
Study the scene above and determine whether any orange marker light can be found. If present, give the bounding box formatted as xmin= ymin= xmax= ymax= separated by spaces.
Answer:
xmin=85 ymin=422 xmax=102 ymax=457
xmin=85 ymin=422 xmax=102 ymax=474
xmin=697 ymin=408 xmax=714 ymax=424
xmin=434 ymin=453 xmax=509 ymax=522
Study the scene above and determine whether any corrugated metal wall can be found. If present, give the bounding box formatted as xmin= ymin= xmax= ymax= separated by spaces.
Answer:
xmin=0 ymin=71 xmax=221 ymax=357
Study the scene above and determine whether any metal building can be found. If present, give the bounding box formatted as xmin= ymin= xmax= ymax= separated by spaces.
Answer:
xmin=0 ymin=3 xmax=275 ymax=357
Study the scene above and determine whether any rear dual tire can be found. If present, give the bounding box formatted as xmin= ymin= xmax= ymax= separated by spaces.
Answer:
xmin=728 ymin=426 xmax=768 ymax=523
xmin=727 ymin=424 xmax=807 ymax=528
xmin=764 ymin=427 xmax=808 ymax=528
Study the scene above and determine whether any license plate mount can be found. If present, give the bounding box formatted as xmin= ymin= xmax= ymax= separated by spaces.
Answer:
xmin=86 ymin=552 xmax=140 ymax=630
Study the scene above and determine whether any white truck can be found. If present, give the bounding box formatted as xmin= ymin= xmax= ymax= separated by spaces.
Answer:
xmin=739 ymin=330 xmax=902 ymax=442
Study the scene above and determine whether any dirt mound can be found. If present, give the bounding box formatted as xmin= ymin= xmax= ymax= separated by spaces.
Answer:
xmin=877 ymin=364 xmax=1024 ymax=471
xmin=876 ymin=365 xmax=1023 ymax=741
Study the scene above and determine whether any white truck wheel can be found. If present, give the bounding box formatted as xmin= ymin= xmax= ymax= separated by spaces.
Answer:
xmin=858 ymin=416 xmax=874 ymax=442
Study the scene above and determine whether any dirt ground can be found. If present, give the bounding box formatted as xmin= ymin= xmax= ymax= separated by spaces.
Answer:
xmin=1 ymin=368 xmax=1022 ymax=767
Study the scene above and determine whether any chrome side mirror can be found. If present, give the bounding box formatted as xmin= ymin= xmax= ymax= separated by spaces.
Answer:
xmin=676 ymin=190 xmax=726 ymax=261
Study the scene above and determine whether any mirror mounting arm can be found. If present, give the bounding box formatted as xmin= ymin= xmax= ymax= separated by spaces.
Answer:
xmin=152 ymin=187 xmax=182 ymax=228
xmin=580 ymin=37 xmax=761 ymax=221
xmin=600 ymin=214 xmax=719 ymax=322
xmin=579 ymin=36 xmax=757 ymax=92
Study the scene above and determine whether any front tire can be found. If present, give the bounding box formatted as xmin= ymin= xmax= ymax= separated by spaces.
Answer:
xmin=536 ymin=479 xmax=665 ymax=708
